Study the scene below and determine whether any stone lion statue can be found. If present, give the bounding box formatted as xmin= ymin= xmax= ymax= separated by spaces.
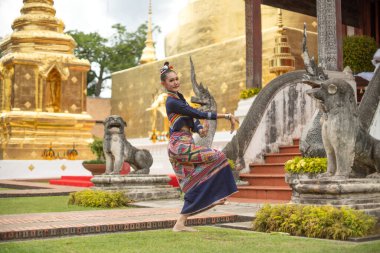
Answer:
xmin=103 ymin=115 xmax=153 ymax=175
xmin=306 ymin=78 xmax=380 ymax=179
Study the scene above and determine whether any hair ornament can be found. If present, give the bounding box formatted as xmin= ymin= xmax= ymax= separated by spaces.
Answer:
xmin=160 ymin=61 xmax=174 ymax=75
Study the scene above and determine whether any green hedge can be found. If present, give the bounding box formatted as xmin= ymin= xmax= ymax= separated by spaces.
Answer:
xmin=68 ymin=190 xmax=131 ymax=208
xmin=285 ymin=157 xmax=327 ymax=174
xmin=343 ymin=35 xmax=377 ymax=74
xmin=239 ymin=88 xmax=261 ymax=99
xmin=253 ymin=204 xmax=377 ymax=240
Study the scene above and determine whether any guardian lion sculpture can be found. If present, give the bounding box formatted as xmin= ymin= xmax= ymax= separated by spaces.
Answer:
xmin=103 ymin=115 xmax=153 ymax=175
xmin=306 ymin=79 xmax=380 ymax=179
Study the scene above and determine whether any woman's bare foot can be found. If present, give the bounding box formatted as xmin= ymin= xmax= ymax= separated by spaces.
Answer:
xmin=213 ymin=198 xmax=227 ymax=206
xmin=173 ymin=214 xmax=198 ymax=232
xmin=172 ymin=224 xmax=198 ymax=232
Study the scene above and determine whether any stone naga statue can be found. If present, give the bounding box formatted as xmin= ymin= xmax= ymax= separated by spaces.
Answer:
xmin=306 ymin=79 xmax=380 ymax=179
xmin=189 ymin=57 xmax=217 ymax=148
xmin=300 ymin=23 xmax=328 ymax=158
xmin=103 ymin=115 xmax=153 ymax=175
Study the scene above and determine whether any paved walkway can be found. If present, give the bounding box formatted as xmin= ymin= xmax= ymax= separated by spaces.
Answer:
xmin=0 ymin=181 xmax=261 ymax=241
xmin=0 ymin=200 xmax=259 ymax=241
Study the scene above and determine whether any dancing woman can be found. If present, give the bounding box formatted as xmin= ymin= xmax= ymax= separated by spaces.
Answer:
xmin=160 ymin=62 xmax=239 ymax=232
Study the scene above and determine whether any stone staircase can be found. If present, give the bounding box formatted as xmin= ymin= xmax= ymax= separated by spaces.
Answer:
xmin=229 ymin=138 xmax=301 ymax=203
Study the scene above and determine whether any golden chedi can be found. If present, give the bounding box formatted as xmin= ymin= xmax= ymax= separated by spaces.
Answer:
xmin=269 ymin=9 xmax=296 ymax=76
xmin=139 ymin=0 xmax=157 ymax=65
xmin=0 ymin=0 xmax=94 ymax=160
xmin=112 ymin=0 xmax=318 ymax=138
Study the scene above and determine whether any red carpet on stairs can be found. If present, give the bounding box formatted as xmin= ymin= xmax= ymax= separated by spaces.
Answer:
xmin=50 ymin=176 xmax=94 ymax=187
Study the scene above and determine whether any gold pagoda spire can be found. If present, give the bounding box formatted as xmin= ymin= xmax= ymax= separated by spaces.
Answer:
xmin=139 ymin=0 xmax=157 ymax=64
xmin=269 ymin=9 xmax=295 ymax=76
xmin=0 ymin=0 xmax=94 ymax=160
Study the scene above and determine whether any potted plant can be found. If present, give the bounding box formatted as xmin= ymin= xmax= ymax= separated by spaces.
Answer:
xmin=234 ymin=87 xmax=261 ymax=124
xmin=82 ymin=137 xmax=106 ymax=175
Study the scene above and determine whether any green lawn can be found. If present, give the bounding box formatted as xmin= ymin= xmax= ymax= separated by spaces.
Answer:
xmin=0 ymin=195 xmax=128 ymax=215
xmin=0 ymin=227 xmax=379 ymax=253
xmin=0 ymin=188 xmax=15 ymax=191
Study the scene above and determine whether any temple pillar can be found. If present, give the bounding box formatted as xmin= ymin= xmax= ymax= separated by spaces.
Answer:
xmin=316 ymin=0 xmax=343 ymax=71
xmin=245 ymin=0 xmax=262 ymax=88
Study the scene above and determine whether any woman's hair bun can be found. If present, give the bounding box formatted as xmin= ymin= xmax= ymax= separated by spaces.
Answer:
xmin=160 ymin=62 xmax=175 ymax=81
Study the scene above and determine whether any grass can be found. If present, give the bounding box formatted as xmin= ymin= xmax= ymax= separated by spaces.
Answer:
xmin=0 ymin=188 xmax=15 ymax=191
xmin=0 ymin=227 xmax=379 ymax=253
xmin=0 ymin=195 xmax=129 ymax=215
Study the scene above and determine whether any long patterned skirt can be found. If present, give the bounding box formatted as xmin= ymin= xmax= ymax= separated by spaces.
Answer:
xmin=168 ymin=131 xmax=238 ymax=215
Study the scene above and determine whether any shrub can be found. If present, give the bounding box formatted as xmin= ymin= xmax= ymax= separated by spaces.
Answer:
xmin=253 ymin=204 xmax=377 ymax=240
xmin=68 ymin=190 xmax=131 ymax=208
xmin=228 ymin=159 xmax=236 ymax=170
xmin=239 ymin=87 xmax=261 ymax=99
xmin=284 ymin=157 xmax=327 ymax=174
xmin=83 ymin=137 xmax=104 ymax=164
xmin=89 ymin=137 xmax=104 ymax=161
xmin=343 ymin=35 xmax=377 ymax=74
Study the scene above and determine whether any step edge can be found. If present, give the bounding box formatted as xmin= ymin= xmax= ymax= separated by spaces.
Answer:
xmin=237 ymin=186 xmax=292 ymax=190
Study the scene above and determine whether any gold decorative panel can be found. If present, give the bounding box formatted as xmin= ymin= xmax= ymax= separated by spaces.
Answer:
xmin=0 ymin=0 xmax=94 ymax=160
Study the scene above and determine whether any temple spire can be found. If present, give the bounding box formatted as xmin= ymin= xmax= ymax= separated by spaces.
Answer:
xmin=269 ymin=8 xmax=295 ymax=76
xmin=139 ymin=0 xmax=157 ymax=64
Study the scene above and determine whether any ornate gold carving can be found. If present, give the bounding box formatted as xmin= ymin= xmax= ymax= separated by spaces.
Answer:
xmin=118 ymin=101 xmax=123 ymax=111
xmin=31 ymin=151 xmax=37 ymax=158
xmin=70 ymin=104 xmax=78 ymax=112
xmin=0 ymin=0 xmax=95 ymax=160
xmin=60 ymin=164 xmax=66 ymax=171
xmin=24 ymin=101 xmax=31 ymax=109
xmin=28 ymin=164 xmax=35 ymax=171
xmin=269 ymin=9 xmax=295 ymax=76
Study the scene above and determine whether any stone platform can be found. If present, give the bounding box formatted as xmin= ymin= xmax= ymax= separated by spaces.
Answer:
xmin=91 ymin=174 xmax=180 ymax=201
xmin=287 ymin=177 xmax=380 ymax=217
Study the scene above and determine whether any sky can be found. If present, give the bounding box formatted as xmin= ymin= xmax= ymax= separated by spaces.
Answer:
xmin=0 ymin=0 xmax=189 ymax=97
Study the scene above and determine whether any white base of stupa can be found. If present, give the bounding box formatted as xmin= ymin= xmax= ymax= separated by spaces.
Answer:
xmin=0 ymin=160 xmax=92 ymax=180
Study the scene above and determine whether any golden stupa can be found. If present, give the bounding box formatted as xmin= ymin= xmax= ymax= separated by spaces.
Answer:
xmin=269 ymin=9 xmax=296 ymax=76
xmin=0 ymin=0 xmax=94 ymax=160
xmin=111 ymin=0 xmax=318 ymax=138
xmin=139 ymin=0 xmax=157 ymax=65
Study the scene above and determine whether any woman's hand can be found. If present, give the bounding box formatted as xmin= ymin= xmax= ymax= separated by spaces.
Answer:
xmin=228 ymin=114 xmax=239 ymax=134
xmin=199 ymin=120 xmax=209 ymax=138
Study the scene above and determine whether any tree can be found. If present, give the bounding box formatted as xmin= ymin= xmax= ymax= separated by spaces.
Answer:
xmin=68 ymin=23 xmax=160 ymax=97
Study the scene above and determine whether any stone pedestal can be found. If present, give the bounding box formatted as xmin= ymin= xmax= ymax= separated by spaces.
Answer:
xmin=91 ymin=175 xmax=180 ymax=201
xmin=286 ymin=174 xmax=380 ymax=217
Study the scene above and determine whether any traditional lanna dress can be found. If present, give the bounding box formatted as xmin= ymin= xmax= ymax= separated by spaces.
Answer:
xmin=165 ymin=90 xmax=238 ymax=215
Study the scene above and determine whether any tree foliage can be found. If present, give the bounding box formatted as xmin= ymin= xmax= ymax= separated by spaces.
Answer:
xmin=343 ymin=35 xmax=377 ymax=74
xmin=68 ymin=23 xmax=160 ymax=96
